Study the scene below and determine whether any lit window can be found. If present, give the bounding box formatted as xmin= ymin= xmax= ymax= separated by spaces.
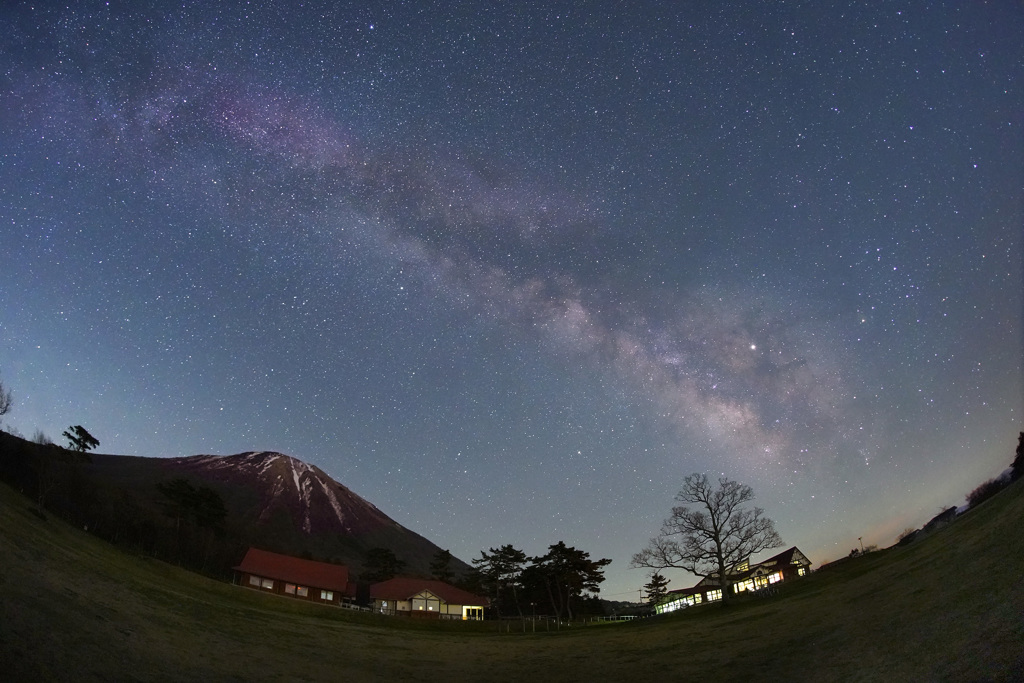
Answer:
xmin=733 ymin=579 xmax=754 ymax=593
xmin=321 ymin=590 xmax=333 ymax=601
xmin=706 ymin=589 xmax=722 ymax=601
xmin=285 ymin=583 xmax=296 ymax=595
xmin=261 ymin=578 xmax=274 ymax=590
xmin=798 ymin=567 xmax=806 ymax=576
xmin=297 ymin=586 xmax=308 ymax=597
xmin=249 ymin=575 xmax=260 ymax=587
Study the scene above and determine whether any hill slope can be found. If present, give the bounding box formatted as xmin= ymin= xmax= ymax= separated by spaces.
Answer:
xmin=1 ymin=474 xmax=1022 ymax=680
xmin=0 ymin=431 xmax=465 ymax=578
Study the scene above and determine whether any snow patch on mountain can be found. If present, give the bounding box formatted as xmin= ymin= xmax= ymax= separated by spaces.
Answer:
xmin=319 ymin=477 xmax=348 ymax=531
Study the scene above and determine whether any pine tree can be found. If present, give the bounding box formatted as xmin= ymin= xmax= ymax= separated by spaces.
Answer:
xmin=643 ymin=572 xmax=670 ymax=605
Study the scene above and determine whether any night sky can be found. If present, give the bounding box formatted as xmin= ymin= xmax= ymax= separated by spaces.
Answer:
xmin=2 ymin=1 xmax=1021 ymax=600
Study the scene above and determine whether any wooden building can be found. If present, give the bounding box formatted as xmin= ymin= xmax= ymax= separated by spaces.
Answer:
xmin=370 ymin=577 xmax=488 ymax=620
xmin=655 ymin=546 xmax=811 ymax=614
xmin=233 ymin=547 xmax=356 ymax=605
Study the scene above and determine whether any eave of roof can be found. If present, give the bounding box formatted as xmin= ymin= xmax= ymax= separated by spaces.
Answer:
xmin=233 ymin=548 xmax=352 ymax=594
xmin=370 ymin=577 xmax=489 ymax=606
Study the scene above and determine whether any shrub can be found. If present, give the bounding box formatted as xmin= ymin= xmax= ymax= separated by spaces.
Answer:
xmin=966 ymin=478 xmax=1009 ymax=509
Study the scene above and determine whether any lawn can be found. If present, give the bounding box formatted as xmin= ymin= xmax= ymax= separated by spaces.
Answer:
xmin=2 ymin=478 xmax=1022 ymax=681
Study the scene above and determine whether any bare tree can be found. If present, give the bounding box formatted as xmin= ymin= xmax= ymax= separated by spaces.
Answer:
xmin=0 ymin=374 xmax=12 ymax=425
xmin=32 ymin=429 xmax=54 ymax=446
xmin=631 ymin=473 xmax=782 ymax=602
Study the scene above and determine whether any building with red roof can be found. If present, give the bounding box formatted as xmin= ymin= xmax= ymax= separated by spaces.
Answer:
xmin=370 ymin=577 xmax=489 ymax=620
xmin=233 ymin=547 xmax=356 ymax=605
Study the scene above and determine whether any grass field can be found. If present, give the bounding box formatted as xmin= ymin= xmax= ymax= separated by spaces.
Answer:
xmin=2 ymin=479 xmax=1023 ymax=682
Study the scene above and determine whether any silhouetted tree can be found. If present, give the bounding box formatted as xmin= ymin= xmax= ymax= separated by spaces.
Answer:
xmin=528 ymin=541 xmax=611 ymax=621
xmin=31 ymin=429 xmax=54 ymax=446
xmin=429 ymin=548 xmax=455 ymax=583
xmin=643 ymin=572 xmax=670 ymax=605
xmin=1012 ymin=431 xmax=1024 ymax=481
xmin=632 ymin=473 xmax=783 ymax=603
xmin=155 ymin=478 xmax=227 ymax=567
xmin=362 ymin=547 xmax=406 ymax=583
xmin=34 ymin=438 xmax=91 ymax=513
xmin=156 ymin=479 xmax=199 ymax=534
xmin=0 ymin=374 xmax=12 ymax=425
xmin=473 ymin=544 xmax=528 ymax=618
xmin=966 ymin=477 xmax=1009 ymax=509
xmin=62 ymin=425 xmax=99 ymax=452
xmin=897 ymin=527 xmax=917 ymax=544
xmin=454 ymin=566 xmax=486 ymax=597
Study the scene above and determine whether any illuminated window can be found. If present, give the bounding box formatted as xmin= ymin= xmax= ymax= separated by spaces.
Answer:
xmin=321 ymin=590 xmax=333 ymax=601
xmin=285 ymin=583 xmax=296 ymax=594
xmin=261 ymin=578 xmax=274 ymax=590
xmin=798 ymin=567 xmax=806 ymax=576
xmin=249 ymin=575 xmax=260 ymax=587
xmin=768 ymin=572 xmax=783 ymax=584
xmin=733 ymin=579 xmax=754 ymax=593
xmin=297 ymin=586 xmax=308 ymax=597
xmin=706 ymin=589 xmax=722 ymax=601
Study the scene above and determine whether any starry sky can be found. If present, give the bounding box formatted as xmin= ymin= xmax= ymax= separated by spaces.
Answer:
xmin=1 ymin=1 xmax=1021 ymax=600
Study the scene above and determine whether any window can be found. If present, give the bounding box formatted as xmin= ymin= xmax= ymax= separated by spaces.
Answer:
xmin=261 ymin=578 xmax=274 ymax=590
xmin=321 ymin=590 xmax=333 ymax=601
xmin=706 ymin=589 xmax=722 ymax=602
xmin=285 ymin=583 xmax=296 ymax=595
xmin=296 ymin=586 xmax=308 ymax=597
xmin=798 ymin=567 xmax=806 ymax=576
xmin=768 ymin=571 xmax=783 ymax=584
xmin=249 ymin=575 xmax=260 ymax=587
xmin=733 ymin=579 xmax=755 ymax=593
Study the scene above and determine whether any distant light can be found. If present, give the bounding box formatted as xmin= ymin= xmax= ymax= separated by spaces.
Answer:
xmin=750 ymin=344 xmax=757 ymax=350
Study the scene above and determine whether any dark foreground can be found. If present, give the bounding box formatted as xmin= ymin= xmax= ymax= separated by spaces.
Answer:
xmin=2 ymin=479 xmax=1023 ymax=681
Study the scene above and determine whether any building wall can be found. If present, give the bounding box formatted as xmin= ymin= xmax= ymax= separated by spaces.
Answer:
xmin=237 ymin=571 xmax=340 ymax=604
xmin=373 ymin=597 xmax=486 ymax=620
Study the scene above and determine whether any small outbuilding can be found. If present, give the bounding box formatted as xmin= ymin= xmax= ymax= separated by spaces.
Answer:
xmin=370 ymin=577 xmax=488 ymax=620
xmin=233 ymin=547 xmax=356 ymax=605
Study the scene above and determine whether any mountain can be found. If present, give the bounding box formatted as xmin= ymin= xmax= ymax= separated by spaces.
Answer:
xmin=0 ymin=431 xmax=466 ymax=580
xmin=156 ymin=450 xmax=461 ymax=577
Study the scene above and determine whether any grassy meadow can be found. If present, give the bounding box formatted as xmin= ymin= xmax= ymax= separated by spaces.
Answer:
xmin=2 ymin=478 xmax=1023 ymax=682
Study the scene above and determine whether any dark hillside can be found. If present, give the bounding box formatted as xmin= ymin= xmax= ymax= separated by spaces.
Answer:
xmin=0 ymin=431 xmax=467 ymax=579
xmin=1 ymin=466 xmax=1022 ymax=680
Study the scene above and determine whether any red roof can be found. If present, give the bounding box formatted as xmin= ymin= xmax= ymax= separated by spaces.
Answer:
xmin=234 ymin=548 xmax=352 ymax=594
xmin=370 ymin=577 xmax=489 ymax=606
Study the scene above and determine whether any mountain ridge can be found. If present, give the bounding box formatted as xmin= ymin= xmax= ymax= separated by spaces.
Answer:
xmin=0 ymin=431 xmax=467 ymax=580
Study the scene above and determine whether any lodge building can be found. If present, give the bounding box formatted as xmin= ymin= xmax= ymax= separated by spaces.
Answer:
xmin=655 ymin=546 xmax=811 ymax=614
xmin=370 ymin=577 xmax=489 ymax=620
xmin=233 ymin=547 xmax=357 ymax=605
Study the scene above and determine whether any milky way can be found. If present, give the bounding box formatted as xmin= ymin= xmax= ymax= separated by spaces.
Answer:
xmin=1 ymin=1 xmax=1020 ymax=597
